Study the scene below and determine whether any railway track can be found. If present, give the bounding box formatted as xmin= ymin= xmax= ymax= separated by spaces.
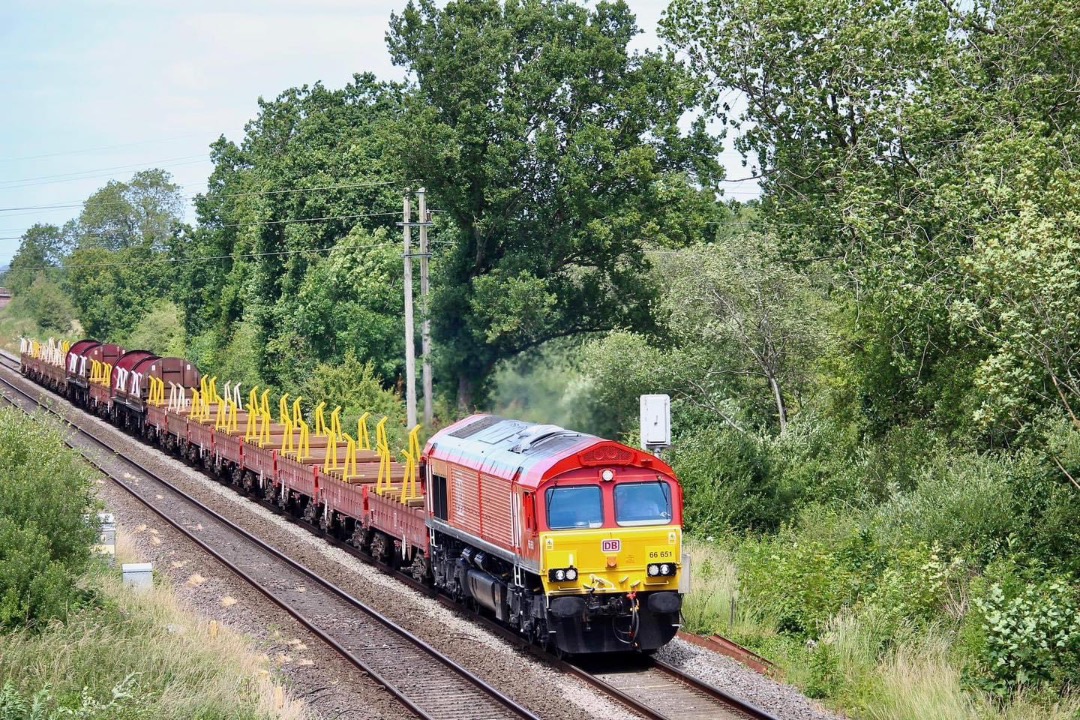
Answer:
xmin=449 ymin=599 xmax=776 ymax=720
xmin=0 ymin=352 xmax=539 ymax=720
xmin=2 ymin=349 xmax=780 ymax=720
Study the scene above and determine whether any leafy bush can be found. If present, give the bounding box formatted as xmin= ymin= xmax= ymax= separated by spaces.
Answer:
xmin=0 ymin=675 xmax=145 ymax=720
xmin=866 ymin=544 xmax=966 ymax=629
xmin=188 ymin=322 xmax=265 ymax=390
xmin=122 ymin=300 xmax=185 ymax=357
xmin=0 ymin=408 xmax=98 ymax=629
xmin=738 ymin=531 xmax=862 ymax=635
xmin=869 ymin=451 xmax=1019 ymax=559
xmin=299 ymin=350 xmax=407 ymax=447
xmin=669 ymin=424 xmax=800 ymax=535
xmin=7 ymin=275 xmax=77 ymax=336
xmin=964 ymin=573 xmax=1080 ymax=696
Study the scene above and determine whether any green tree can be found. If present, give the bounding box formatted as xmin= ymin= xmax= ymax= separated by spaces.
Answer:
xmin=77 ymin=169 xmax=184 ymax=251
xmin=387 ymin=0 xmax=723 ymax=407
xmin=57 ymin=170 xmax=184 ymax=340
xmin=10 ymin=275 xmax=77 ymax=335
xmin=662 ymin=0 xmax=1080 ymax=439
xmin=188 ymin=76 xmax=407 ymax=387
xmin=4 ymin=224 xmax=71 ymax=296
xmin=581 ymin=234 xmax=829 ymax=436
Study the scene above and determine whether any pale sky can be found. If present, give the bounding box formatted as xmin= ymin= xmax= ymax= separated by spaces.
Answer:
xmin=0 ymin=0 xmax=758 ymax=266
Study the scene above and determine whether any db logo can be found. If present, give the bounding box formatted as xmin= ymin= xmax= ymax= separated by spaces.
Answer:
xmin=601 ymin=539 xmax=621 ymax=553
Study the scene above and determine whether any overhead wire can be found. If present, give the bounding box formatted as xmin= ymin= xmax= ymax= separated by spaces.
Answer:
xmin=0 ymin=157 xmax=213 ymax=190
xmin=0 ymin=178 xmax=406 ymax=214
xmin=1 ymin=235 xmax=412 ymax=273
xmin=0 ymin=133 xmax=210 ymax=164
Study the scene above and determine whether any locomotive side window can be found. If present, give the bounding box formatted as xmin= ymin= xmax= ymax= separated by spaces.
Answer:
xmin=431 ymin=473 xmax=449 ymax=521
xmin=546 ymin=486 xmax=603 ymax=529
xmin=614 ymin=482 xmax=672 ymax=526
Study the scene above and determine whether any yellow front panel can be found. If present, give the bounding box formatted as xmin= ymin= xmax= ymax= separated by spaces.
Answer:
xmin=540 ymin=526 xmax=681 ymax=594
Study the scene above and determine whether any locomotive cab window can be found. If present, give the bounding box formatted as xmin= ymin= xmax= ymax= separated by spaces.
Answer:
xmin=545 ymin=486 xmax=603 ymax=529
xmin=614 ymin=482 xmax=672 ymax=526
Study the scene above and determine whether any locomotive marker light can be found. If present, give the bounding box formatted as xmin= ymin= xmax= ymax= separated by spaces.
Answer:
xmin=640 ymin=394 xmax=671 ymax=455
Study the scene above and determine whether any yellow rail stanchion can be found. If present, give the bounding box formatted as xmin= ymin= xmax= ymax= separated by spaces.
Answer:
xmin=292 ymin=397 xmax=303 ymax=427
xmin=258 ymin=390 xmax=272 ymax=446
xmin=375 ymin=418 xmax=391 ymax=497
xmin=313 ymin=402 xmax=327 ymax=436
xmin=281 ymin=416 xmax=295 ymax=457
xmin=325 ymin=429 xmax=339 ymax=473
xmin=244 ymin=386 xmax=260 ymax=441
xmin=278 ymin=393 xmax=290 ymax=427
xmin=399 ymin=425 xmax=422 ymax=503
xmin=296 ymin=419 xmax=310 ymax=461
xmin=330 ymin=407 xmax=342 ymax=440
xmin=357 ymin=412 xmax=372 ymax=451
xmin=341 ymin=432 xmax=356 ymax=479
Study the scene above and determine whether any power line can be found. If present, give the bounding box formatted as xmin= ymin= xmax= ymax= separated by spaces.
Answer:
xmin=0 ymin=178 xmax=404 ymax=214
xmin=1 ymin=236 xmax=413 ymax=273
xmin=0 ymin=158 xmax=212 ymax=191
xmin=0 ymin=155 xmax=208 ymax=187
xmin=0 ymin=133 xmax=210 ymax=163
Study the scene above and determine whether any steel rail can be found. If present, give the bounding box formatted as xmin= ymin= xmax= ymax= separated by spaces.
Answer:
xmin=0 ymin=357 xmax=540 ymax=720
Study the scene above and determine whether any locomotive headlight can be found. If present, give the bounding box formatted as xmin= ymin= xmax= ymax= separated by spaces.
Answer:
xmin=648 ymin=563 xmax=676 ymax=577
xmin=660 ymin=564 xmax=671 ymax=576
xmin=648 ymin=564 xmax=660 ymax=576
xmin=549 ymin=567 xmax=578 ymax=582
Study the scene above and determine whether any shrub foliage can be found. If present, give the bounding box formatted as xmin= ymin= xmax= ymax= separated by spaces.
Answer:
xmin=0 ymin=408 xmax=97 ymax=629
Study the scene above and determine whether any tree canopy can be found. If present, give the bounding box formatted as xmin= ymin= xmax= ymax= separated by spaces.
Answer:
xmin=388 ymin=0 xmax=723 ymax=406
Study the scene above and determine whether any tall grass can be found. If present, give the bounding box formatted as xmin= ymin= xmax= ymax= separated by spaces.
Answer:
xmin=681 ymin=537 xmax=762 ymax=638
xmin=0 ymin=532 xmax=309 ymax=720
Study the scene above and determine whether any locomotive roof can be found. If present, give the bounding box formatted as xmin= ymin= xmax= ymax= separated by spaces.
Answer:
xmin=425 ymin=414 xmax=673 ymax=486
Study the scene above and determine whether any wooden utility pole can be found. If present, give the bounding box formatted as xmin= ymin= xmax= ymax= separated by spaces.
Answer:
xmin=417 ymin=187 xmax=433 ymax=427
xmin=402 ymin=190 xmax=417 ymax=428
